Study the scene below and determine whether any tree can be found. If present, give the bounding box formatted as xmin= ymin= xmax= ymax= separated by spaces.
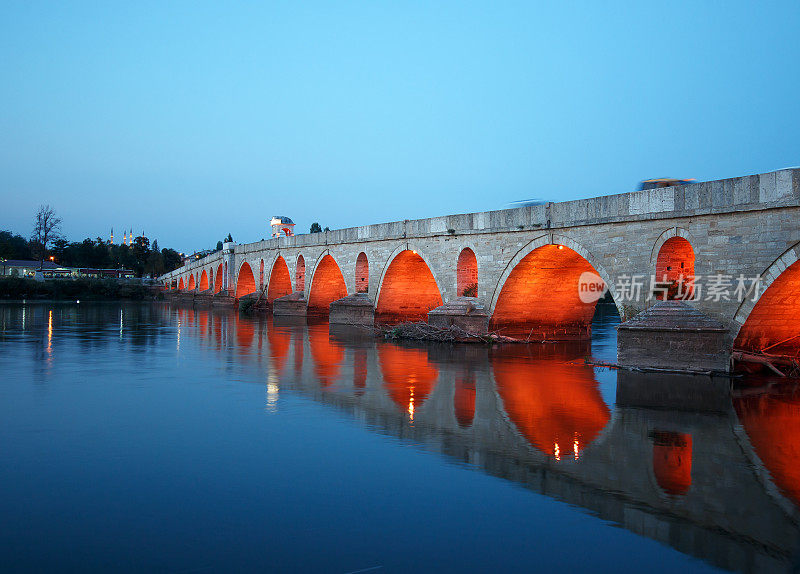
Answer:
xmin=0 ymin=230 xmax=33 ymax=260
xmin=31 ymin=205 xmax=62 ymax=269
xmin=310 ymin=222 xmax=322 ymax=233
xmin=323 ymin=226 xmax=330 ymax=232
xmin=225 ymin=233 xmax=233 ymax=242
xmin=216 ymin=240 xmax=223 ymax=251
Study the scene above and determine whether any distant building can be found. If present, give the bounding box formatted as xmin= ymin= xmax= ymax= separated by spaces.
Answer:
xmin=271 ymin=216 xmax=295 ymax=238
xmin=1 ymin=260 xmax=62 ymax=277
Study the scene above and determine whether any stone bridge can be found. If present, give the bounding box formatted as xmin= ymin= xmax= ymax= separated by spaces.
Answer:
xmin=162 ymin=168 xmax=800 ymax=370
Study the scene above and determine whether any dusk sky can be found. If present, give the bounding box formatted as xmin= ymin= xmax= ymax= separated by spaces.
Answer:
xmin=2 ymin=1 xmax=799 ymax=254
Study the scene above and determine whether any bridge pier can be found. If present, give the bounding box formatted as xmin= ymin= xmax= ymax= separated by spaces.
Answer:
xmin=330 ymin=294 xmax=375 ymax=326
xmin=617 ymin=301 xmax=731 ymax=373
xmin=273 ymin=292 xmax=307 ymax=317
xmin=427 ymin=297 xmax=489 ymax=334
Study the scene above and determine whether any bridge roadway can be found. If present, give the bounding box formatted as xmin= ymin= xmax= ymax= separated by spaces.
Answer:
xmin=162 ymin=168 xmax=800 ymax=367
xmin=176 ymin=307 xmax=800 ymax=573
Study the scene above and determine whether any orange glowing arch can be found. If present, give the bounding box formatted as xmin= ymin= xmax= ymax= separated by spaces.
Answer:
xmin=214 ymin=264 xmax=223 ymax=294
xmin=235 ymin=262 xmax=256 ymax=299
xmin=490 ymin=243 xmax=604 ymax=339
xmin=267 ymin=256 xmax=293 ymax=303
xmin=187 ymin=274 xmax=196 ymax=290
xmin=376 ymin=249 xmax=443 ymax=323
xmin=199 ymin=269 xmax=209 ymax=291
xmin=308 ymin=254 xmax=347 ymax=315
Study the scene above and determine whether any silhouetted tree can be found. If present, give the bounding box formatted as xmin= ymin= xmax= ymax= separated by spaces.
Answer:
xmin=310 ymin=222 xmax=322 ymax=233
xmin=225 ymin=233 xmax=233 ymax=242
xmin=216 ymin=240 xmax=223 ymax=251
xmin=0 ymin=230 xmax=33 ymax=260
xmin=31 ymin=205 xmax=62 ymax=269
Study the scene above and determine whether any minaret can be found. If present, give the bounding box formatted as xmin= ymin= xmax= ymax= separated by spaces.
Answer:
xmin=110 ymin=227 xmax=114 ymax=244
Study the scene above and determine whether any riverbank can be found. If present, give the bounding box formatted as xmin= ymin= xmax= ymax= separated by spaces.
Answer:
xmin=0 ymin=277 xmax=160 ymax=301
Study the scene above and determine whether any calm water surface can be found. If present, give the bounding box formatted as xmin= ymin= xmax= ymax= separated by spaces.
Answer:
xmin=1 ymin=302 xmax=799 ymax=573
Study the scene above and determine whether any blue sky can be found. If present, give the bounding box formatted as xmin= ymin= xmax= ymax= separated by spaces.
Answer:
xmin=2 ymin=1 xmax=799 ymax=253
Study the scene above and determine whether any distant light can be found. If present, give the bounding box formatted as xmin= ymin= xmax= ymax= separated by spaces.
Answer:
xmin=558 ymin=245 xmax=564 ymax=250
xmin=411 ymin=250 xmax=417 ymax=255
xmin=76 ymin=300 xmax=80 ymax=304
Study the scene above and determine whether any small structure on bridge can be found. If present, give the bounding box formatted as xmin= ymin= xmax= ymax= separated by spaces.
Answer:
xmin=270 ymin=216 xmax=295 ymax=238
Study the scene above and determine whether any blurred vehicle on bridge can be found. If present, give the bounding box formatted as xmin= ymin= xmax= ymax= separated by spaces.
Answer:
xmin=638 ymin=178 xmax=696 ymax=190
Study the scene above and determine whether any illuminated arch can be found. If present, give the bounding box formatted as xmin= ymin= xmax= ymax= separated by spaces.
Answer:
xmin=187 ymin=274 xmax=196 ymax=291
xmin=457 ymin=248 xmax=478 ymax=297
xmin=376 ymin=248 xmax=443 ymax=323
xmin=308 ymin=253 xmax=347 ymax=315
xmin=652 ymin=229 xmax=696 ymax=300
xmin=356 ymin=252 xmax=369 ymax=293
xmin=734 ymin=244 xmax=800 ymax=355
xmin=214 ymin=264 xmax=223 ymax=294
xmin=489 ymin=235 xmax=619 ymax=339
xmin=267 ymin=256 xmax=292 ymax=303
xmin=178 ymin=277 xmax=184 ymax=290
xmin=296 ymin=255 xmax=306 ymax=292
xmin=235 ymin=262 xmax=256 ymax=299
xmin=199 ymin=269 xmax=209 ymax=291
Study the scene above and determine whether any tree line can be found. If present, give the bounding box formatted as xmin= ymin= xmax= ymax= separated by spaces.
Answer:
xmin=1 ymin=205 xmax=183 ymax=278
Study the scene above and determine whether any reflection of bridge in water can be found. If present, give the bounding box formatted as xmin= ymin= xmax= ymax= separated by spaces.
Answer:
xmin=179 ymin=306 xmax=800 ymax=573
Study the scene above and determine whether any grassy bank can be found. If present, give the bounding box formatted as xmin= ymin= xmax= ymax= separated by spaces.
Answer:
xmin=0 ymin=277 xmax=159 ymax=301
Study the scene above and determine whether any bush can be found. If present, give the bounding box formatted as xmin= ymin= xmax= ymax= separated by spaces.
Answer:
xmin=0 ymin=277 xmax=153 ymax=300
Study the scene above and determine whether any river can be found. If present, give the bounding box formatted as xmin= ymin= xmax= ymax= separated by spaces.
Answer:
xmin=1 ymin=302 xmax=798 ymax=573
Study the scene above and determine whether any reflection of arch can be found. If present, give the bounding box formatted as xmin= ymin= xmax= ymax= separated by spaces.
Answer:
xmin=356 ymin=252 xmax=369 ymax=293
xmin=652 ymin=431 xmax=693 ymax=496
xmin=654 ymin=232 xmax=695 ymax=300
xmin=454 ymin=371 xmax=476 ymax=428
xmin=308 ymin=253 xmax=347 ymax=315
xmin=214 ymin=264 xmax=223 ymax=294
xmin=235 ymin=316 xmax=254 ymax=351
xmin=199 ymin=269 xmax=209 ymax=291
xmin=179 ymin=277 xmax=185 ymax=290
xmin=296 ymin=255 xmax=306 ymax=292
xmin=308 ymin=324 xmax=344 ymax=387
xmin=235 ymin=262 xmax=256 ymax=298
xmin=378 ymin=344 xmax=438 ymax=418
xmin=353 ymin=349 xmax=367 ymax=394
xmin=267 ymin=323 xmax=291 ymax=373
xmin=492 ymin=345 xmax=610 ymax=459
xmin=267 ymin=256 xmax=292 ymax=303
xmin=457 ymin=248 xmax=478 ymax=297
xmin=187 ymin=274 xmax=196 ymax=290
xmin=734 ymin=244 xmax=800 ymax=356
xmin=376 ymin=249 xmax=443 ymax=322
xmin=735 ymin=389 xmax=800 ymax=506
xmin=489 ymin=236 xmax=616 ymax=338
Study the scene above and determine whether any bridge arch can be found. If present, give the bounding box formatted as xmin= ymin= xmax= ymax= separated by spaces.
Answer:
xmin=308 ymin=252 xmax=347 ymax=315
xmin=651 ymin=228 xmax=696 ymax=300
xmin=356 ymin=252 xmax=369 ymax=293
xmin=199 ymin=269 xmax=209 ymax=291
xmin=235 ymin=261 xmax=256 ymax=299
xmin=296 ymin=255 xmax=306 ymax=293
xmin=457 ymin=247 xmax=478 ymax=297
xmin=375 ymin=245 xmax=444 ymax=323
xmin=214 ymin=264 xmax=223 ymax=294
xmin=489 ymin=234 xmax=621 ymax=338
xmin=733 ymin=243 xmax=800 ymax=355
xmin=187 ymin=274 xmax=196 ymax=291
xmin=267 ymin=255 xmax=292 ymax=303
xmin=178 ymin=277 xmax=185 ymax=290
